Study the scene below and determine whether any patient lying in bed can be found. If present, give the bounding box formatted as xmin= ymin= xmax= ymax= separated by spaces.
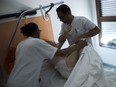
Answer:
xmin=44 ymin=39 xmax=87 ymax=79
xmin=53 ymin=51 xmax=77 ymax=79
xmin=41 ymin=40 xmax=116 ymax=87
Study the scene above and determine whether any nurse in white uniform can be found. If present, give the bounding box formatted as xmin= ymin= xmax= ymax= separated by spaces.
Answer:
xmin=6 ymin=22 xmax=85 ymax=87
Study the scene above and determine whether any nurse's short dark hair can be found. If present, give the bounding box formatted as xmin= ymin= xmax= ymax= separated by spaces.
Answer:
xmin=20 ymin=22 xmax=39 ymax=36
xmin=56 ymin=4 xmax=71 ymax=14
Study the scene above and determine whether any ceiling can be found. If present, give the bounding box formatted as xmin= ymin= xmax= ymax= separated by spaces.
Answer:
xmin=0 ymin=0 xmax=32 ymax=19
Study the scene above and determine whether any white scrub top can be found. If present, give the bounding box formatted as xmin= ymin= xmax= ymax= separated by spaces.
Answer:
xmin=60 ymin=16 xmax=96 ymax=45
xmin=6 ymin=37 xmax=57 ymax=87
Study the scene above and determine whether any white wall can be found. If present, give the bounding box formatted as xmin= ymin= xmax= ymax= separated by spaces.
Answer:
xmin=11 ymin=0 xmax=116 ymax=66
xmin=90 ymin=0 xmax=116 ymax=66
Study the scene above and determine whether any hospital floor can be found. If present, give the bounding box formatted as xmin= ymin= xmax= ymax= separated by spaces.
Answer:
xmin=103 ymin=63 xmax=116 ymax=71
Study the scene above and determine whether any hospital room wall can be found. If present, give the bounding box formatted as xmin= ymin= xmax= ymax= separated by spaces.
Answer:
xmin=9 ymin=0 xmax=116 ymax=66
xmin=89 ymin=0 xmax=116 ymax=66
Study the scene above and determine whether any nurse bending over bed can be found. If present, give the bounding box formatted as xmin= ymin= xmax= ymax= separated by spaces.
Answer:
xmin=6 ymin=22 xmax=87 ymax=87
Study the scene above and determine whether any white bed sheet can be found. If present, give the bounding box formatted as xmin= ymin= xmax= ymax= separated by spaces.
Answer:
xmin=64 ymin=45 xmax=108 ymax=87
xmin=40 ymin=45 xmax=116 ymax=87
xmin=65 ymin=45 xmax=116 ymax=87
xmin=104 ymin=70 xmax=116 ymax=87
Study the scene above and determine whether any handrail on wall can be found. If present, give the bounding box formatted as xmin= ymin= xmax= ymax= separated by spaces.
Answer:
xmin=8 ymin=1 xmax=64 ymax=48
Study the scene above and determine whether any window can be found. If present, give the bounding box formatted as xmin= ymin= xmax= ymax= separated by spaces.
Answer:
xmin=96 ymin=0 xmax=116 ymax=49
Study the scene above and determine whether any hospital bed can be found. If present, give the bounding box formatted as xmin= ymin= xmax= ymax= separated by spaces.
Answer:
xmin=40 ymin=44 xmax=116 ymax=87
xmin=3 ymin=40 xmax=116 ymax=87
xmin=1 ymin=1 xmax=116 ymax=86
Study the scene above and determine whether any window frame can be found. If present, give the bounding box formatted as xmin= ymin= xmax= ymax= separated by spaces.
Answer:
xmin=95 ymin=0 xmax=116 ymax=49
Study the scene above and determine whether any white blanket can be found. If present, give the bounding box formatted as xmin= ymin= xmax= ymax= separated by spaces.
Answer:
xmin=64 ymin=45 xmax=109 ymax=87
xmin=40 ymin=45 xmax=116 ymax=87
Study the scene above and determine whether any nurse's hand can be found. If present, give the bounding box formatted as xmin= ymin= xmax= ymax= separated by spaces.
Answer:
xmin=58 ymin=33 xmax=68 ymax=43
xmin=76 ymin=40 xmax=87 ymax=48
xmin=59 ymin=25 xmax=71 ymax=43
